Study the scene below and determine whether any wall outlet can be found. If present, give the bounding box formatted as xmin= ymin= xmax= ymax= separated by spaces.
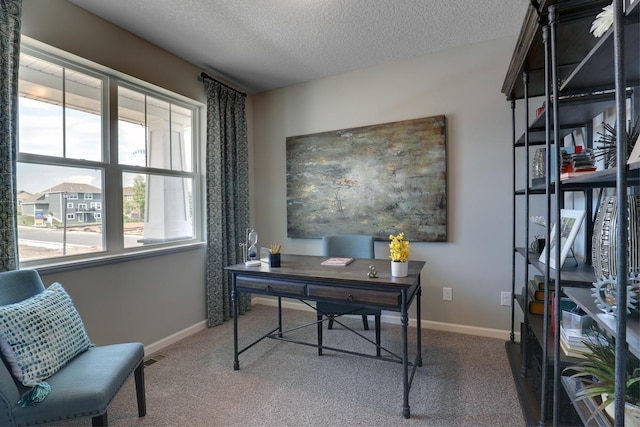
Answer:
xmin=443 ymin=287 xmax=452 ymax=301
xmin=501 ymin=291 xmax=512 ymax=306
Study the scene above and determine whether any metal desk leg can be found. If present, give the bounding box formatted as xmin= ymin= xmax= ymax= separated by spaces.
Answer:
xmin=232 ymin=275 xmax=240 ymax=371
xmin=401 ymin=289 xmax=410 ymax=419
xmin=278 ymin=296 xmax=283 ymax=338
xmin=416 ymin=285 xmax=423 ymax=367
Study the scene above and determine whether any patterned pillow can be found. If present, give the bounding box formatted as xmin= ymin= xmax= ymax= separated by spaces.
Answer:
xmin=0 ymin=282 xmax=91 ymax=387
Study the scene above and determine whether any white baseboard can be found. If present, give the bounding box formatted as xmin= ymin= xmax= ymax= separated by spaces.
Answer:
xmin=144 ymin=297 xmax=520 ymax=356
xmin=144 ymin=320 xmax=208 ymax=356
xmin=252 ymin=296 xmax=520 ymax=341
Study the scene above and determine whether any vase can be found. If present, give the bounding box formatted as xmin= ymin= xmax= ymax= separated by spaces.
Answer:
xmin=602 ymin=395 xmax=640 ymax=427
xmin=592 ymin=195 xmax=640 ymax=279
xmin=391 ymin=261 xmax=408 ymax=277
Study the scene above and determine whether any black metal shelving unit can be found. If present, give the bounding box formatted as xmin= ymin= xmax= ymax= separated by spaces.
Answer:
xmin=504 ymin=0 xmax=639 ymax=425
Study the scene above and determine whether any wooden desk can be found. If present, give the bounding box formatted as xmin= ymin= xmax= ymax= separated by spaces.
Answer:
xmin=225 ymin=254 xmax=425 ymax=418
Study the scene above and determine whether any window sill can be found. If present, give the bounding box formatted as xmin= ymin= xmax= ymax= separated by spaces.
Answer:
xmin=25 ymin=242 xmax=207 ymax=275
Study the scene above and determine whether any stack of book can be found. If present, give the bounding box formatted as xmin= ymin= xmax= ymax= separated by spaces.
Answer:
xmin=525 ymin=275 xmax=554 ymax=315
xmin=560 ymin=326 xmax=590 ymax=358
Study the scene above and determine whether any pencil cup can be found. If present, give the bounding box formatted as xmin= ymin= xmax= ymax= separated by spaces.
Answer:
xmin=269 ymin=253 xmax=281 ymax=268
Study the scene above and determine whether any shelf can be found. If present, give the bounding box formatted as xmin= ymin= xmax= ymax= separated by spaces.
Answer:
xmin=502 ymin=0 xmax=612 ymax=100
xmin=563 ymin=286 xmax=640 ymax=358
xmin=561 ymin=164 xmax=640 ymax=188
xmin=515 ymin=91 xmax=623 ymax=146
xmin=562 ymin=376 xmax=613 ymax=427
xmin=515 ymin=293 xmax=585 ymax=366
xmin=516 ymin=247 xmax=596 ymax=285
xmin=561 ymin=3 xmax=640 ymax=93
xmin=515 ymin=164 xmax=640 ymax=195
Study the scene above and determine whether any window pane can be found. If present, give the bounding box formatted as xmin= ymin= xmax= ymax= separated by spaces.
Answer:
xmin=19 ymin=53 xmax=63 ymax=156
xmin=17 ymin=164 xmax=104 ymax=261
xmin=123 ymin=172 xmax=193 ymax=248
xmin=118 ymin=86 xmax=193 ymax=171
xmin=18 ymin=53 xmax=102 ymax=161
xmin=65 ymin=69 xmax=102 ymax=161
xmin=118 ymin=87 xmax=147 ymax=166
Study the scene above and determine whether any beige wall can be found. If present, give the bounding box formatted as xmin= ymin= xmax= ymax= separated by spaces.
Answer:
xmin=251 ymin=37 xmax=520 ymax=335
xmin=21 ymin=0 xmax=521 ymax=344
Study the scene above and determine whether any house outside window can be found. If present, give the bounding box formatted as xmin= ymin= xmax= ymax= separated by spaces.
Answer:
xmin=17 ymin=45 xmax=202 ymax=265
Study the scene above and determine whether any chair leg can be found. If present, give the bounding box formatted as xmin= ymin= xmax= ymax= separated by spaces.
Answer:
xmin=134 ymin=361 xmax=147 ymax=417
xmin=328 ymin=315 xmax=335 ymax=330
xmin=375 ymin=315 xmax=381 ymax=357
xmin=92 ymin=412 xmax=107 ymax=426
xmin=362 ymin=315 xmax=370 ymax=330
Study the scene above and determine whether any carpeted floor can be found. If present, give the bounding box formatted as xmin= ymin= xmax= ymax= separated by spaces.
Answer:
xmin=60 ymin=304 xmax=524 ymax=426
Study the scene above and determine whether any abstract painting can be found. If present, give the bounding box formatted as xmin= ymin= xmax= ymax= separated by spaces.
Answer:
xmin=286 ymin=115 xmax=447 ymax=242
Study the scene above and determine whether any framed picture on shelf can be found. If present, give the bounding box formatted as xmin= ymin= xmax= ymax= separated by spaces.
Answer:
xmin=628 ymin=133 xmax=640 ymax=165
xmin=539 ymin=209 xmax=586 ymax=268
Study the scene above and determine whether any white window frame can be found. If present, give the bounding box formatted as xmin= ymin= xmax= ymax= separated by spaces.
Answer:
xmin=17 ymin=43 xmax=204 ymax=270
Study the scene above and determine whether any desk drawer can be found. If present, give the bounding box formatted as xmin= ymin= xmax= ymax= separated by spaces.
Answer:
xmin=308 ymin=285 xmax=400 ymax=308
xmin=236 ymin=277 xmax=306 ymax=296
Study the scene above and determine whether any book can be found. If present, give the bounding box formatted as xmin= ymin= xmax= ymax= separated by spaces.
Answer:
xmin=533 ymin=274 xmax=554 ymax=291
xmin=560 ymin=340 xmax=589 ymax=359
xmin=522 ymin=285 xmax=546 ymax=315
xmin=560 ymin=170 xmax=597 ymax=181
xmin=529 ymin=300 xmax=545 ymax=315
xmin=528 ymin=279 xmax=551 ymax=301
xmin=320 ymin=257 xmax=354 ymax=266
xmin=559 ymin=326 xmax=606 ymax=358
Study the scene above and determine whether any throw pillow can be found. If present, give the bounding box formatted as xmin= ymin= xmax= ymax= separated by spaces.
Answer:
xmin=0 ymin=282 xmax=91 ymax=405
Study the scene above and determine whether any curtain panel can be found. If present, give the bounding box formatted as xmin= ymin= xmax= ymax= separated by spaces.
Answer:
xmin=204 ymin=79 xmax=251 ymax=327
xmin=0 ymin=0 xmax=22 ymax=272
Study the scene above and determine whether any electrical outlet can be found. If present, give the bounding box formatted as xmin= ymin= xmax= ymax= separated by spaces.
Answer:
xmin=501 ymin=291 xmax=512 ymax=306
xmin=443 ymin=287 xmax=452 ymax=301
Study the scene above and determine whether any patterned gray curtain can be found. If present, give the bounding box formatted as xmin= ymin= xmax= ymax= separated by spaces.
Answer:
xmin=0 ymin=0 xmax=22 ymax=272
xmin=204 ymin=79 xmax=251 ymax=327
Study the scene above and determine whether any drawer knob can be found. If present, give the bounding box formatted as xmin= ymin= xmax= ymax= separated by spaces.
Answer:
xmin=346 ymin=294 xmax=354 ymax=302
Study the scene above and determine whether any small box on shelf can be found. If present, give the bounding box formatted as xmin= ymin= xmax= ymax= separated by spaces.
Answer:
xmin=562 ymin=308 xmax=592 ymax=332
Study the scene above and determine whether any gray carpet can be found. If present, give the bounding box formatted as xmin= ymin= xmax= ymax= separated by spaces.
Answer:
xmin=61 ymin=304 xmax=524 ymax=426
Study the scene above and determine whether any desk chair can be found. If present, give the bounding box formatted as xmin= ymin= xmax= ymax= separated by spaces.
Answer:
xmin=316 ymin=235 xmax=381 ymax=356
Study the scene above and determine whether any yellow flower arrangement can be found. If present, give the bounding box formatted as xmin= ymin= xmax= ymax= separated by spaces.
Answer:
xmin=389 ymin=232 xmax=410 ymax=262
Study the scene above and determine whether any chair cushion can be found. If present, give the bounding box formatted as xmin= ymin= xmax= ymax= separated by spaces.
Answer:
xmin=11 ymin=343 xmax=144 ymax=426
xmin=0 ymin=282 xmax=91 ymax=387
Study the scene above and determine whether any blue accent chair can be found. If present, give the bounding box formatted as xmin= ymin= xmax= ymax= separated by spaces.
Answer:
xmin=0 ymin=270 xmax=146 ymax=426
xmin=316 ymin=235 xmax=381 ymax=356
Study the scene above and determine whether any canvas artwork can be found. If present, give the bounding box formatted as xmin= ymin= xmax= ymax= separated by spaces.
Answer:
xmin=286 ymin=115 xmax=447 ymax=242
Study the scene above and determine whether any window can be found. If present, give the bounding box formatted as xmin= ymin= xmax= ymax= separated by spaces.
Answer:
xmin=17 ymin=45 xmax=201 ymax=265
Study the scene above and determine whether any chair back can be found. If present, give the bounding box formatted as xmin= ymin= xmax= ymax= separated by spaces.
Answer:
xmin=0 ymin=270 xmax=46 ymax=306
xmin=321 ymin=235 xmax=374 ymax=258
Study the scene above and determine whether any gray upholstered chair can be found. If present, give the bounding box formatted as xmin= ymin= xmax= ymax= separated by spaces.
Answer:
xmin=316 ymin=235 xmax=381 ymax=356
xmin=0 ymin=269 xmax=146 ymax=426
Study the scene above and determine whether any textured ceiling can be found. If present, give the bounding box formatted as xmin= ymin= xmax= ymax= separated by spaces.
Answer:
xmin=67 ymin=0 xmax=530 ymax=94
